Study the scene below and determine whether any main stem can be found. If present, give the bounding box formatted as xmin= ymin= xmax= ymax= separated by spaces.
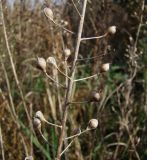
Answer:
xmin=56 ymin=0 xmax=88 ymax=159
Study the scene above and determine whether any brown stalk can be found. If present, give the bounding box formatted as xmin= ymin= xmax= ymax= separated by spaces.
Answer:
xmin=56 ymin=0 xmax=88 ymax=159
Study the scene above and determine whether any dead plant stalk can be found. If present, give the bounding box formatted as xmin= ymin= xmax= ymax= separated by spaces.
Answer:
xmin=56 ymin=0 xmax=88 ymax=159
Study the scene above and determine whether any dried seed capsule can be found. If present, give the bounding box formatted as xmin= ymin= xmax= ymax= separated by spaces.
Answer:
xmin=35 ymin=111 xmax=46 ymax=122
xmin=33 ymin=117 xmax=41 ymax=129
xmin=87 ymin=119 xmax=98 ymax=130
xmin=108 ymin=26 xmax=116 ymax=34
xmin=89 ymin=90 xmax=101 ymax=102
xmin=64 ymin=48 xmax=71 ymax=58
xmin=43 ymin=7 xmax=53 ymax=20
xmin=37 ymin=57 xmax=46 ymax=72
xmin=100 ymin=63 xmax=110 ymax=72
xmin=47 ymin=57 xmax=57 ymax=67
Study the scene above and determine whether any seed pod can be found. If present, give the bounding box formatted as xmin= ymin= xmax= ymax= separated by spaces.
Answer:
xmin=35 ymin=111 xmax=46 ymax=122
xmin=64 ymin=48 xmax=71 ymax=58
xmin=47 ymin=57 xmax=57 ymax=67
xmin=43 ymin=7 xmax=53 ymax=20
xmin=89 ymin=90 xmax=101 ymax=102
xmin=108 ymin=26 xmax=116 ymax=34
xmin=37 ymin=57 xmax=46 ymax=72
xmin=87 ymin=119 xmax=98 ymax=130
xmin=100 ymin=63 xmax=110 ymax=72
xmin=33 ymin=117 xmax=41 ymax=129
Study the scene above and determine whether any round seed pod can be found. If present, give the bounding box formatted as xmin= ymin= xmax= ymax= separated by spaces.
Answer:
xmin=89 ymin=91 xmax=101 ymax=102
xmin=35 ymin=111 xmax=46 ymax=122
xmin=33 ymin=117 xmax=41 ymax=129
xmin=47 ymin=57 xmax=57 ymax=67
xmin=108 ymin=26 xmax=116 ymax=34
xmin=43 ymin=7 xmax=53 ymax=20
xmin=87 ymin=119 xmax=98 ymax=130
xmin=100 ymin=63 xmax=110 ymax=72
xmin=64 ymin=48 xmax=71 ymax=58
xmin=37 ymin=57 xmax=46 ymax=72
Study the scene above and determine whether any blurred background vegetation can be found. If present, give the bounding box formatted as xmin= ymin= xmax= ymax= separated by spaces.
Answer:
xmin=0 ymin=0 xmax=147 ymax=160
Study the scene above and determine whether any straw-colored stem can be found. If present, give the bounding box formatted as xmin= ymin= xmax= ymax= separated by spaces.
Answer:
xmin=45 ymin=72 xmax=66 ymax=88
xmin=74 ymin=73 xmax=99 ymax=82
xmin=65 ymin=129 xmax=89 ymax=140
xmin=51 ymin=19 xmax=74 ymax=34
xmin=81 ymin=33 xmax=108 ymax=41
xmin=56 ymin=1 xmax=88 ymax=159
xmin=44 ymin=120 xmax=62 ymax=129
xmin=56 ymin=66 xmax=71 ymax=80
xmin=60 ymin=140 xmax=74 ymax=157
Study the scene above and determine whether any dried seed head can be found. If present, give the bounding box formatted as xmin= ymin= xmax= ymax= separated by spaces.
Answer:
xmin=108 ymin=26 xmax=116 ymax=34
xmin=87 ymin=119 xmax=98 ymax=130
xmin=43 ymin=7 xmax=53 ymax=20
xmin=37 ymin=57 xmax=46 ymax=72
xmin=33 ymin=117 xmax=41 ymax=129
xmin=101 ymin=63 xmax=110 ymax=72
xmin=64 ymin=48 xmax=71 ymax=58
xmin=47 ymin=57 xmax=57 ymax=67
xmin=93 ymin=92 xmax=100 ymax=102
xmin=35 ymin=111 xmax=46 ymax=122
xmin=89 ymin=91 xmax=101 ymax=102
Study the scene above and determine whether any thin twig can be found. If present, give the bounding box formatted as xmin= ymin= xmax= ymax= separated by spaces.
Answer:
xmin=65 ymin=129 xmax=89 ymax=140
xmin=70 ymin=0 xmax=81 ymax=17
xmin=74 ymin=73 xmax=99 ymax=82
xmin=60 ymin=140 xmax=74 ymax=157
xmin=51 ymin=19 xmax=75 ymax=34
xmin=56 ymin=66 xmax=71 ymax=80
xmin=45 ymin=72 xmax=66 ymax=88
xmin=44 ymin=120 xmax=62 ymax=128
xmin=81 ymin=33 xmax=108 ymax=41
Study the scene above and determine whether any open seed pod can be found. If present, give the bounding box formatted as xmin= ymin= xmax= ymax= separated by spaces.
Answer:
xmin=87 ymin=119 xmax=98 ymax=130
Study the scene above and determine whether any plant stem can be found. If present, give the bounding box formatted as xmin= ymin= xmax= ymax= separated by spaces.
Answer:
xmin=44 ymin=120 xmax=62 ymax=128
xmin=81 ymin=33 xmax=108 ymax=41
xmin=65 ymin=129 xmax=89 ymax=140
xmin=56 ymin=0 xmax=88 ymax=159
xmin=74 ymin=73 xmax=99 ymax=82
